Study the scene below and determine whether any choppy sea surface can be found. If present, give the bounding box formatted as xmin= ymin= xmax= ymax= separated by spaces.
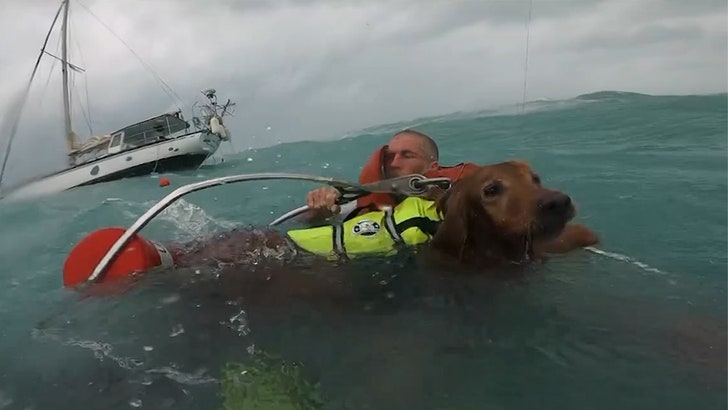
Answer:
xmin=0 ymin=91 xmax=725 ymax=409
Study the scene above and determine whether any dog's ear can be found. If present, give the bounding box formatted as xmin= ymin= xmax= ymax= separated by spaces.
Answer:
xmin=434 ymin=184 xmax=457 ymax=217
xmin=431 ymin=182 xmax=477 ymax=261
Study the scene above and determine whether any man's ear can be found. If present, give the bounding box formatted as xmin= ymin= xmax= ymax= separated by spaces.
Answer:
xmin=421 ymin=160 xmax=438 ymax=176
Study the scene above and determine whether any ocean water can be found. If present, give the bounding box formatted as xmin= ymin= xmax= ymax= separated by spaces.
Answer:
xmin=0 ymin=91 xmax=725 ymax=409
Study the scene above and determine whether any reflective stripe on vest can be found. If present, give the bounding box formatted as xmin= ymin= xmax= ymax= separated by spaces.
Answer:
xmin=286 ymin=196 xmax=441 ymax=260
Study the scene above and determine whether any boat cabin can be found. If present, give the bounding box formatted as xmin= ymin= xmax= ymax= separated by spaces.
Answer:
xmin=107 ymin=112 xmax=190 ymax=154
xmin=68 ymin=112 xmax=191 ymax=165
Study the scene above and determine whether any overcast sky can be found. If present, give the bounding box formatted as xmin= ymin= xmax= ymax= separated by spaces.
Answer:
xmin=0 ymin=0 xmax=726 ymax=183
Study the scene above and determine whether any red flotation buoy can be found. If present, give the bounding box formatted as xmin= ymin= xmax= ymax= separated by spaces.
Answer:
xmin=159 ymin=177 xmax=171 ymax=187
xmin=62 ymin=227 xmax=180 ymax=287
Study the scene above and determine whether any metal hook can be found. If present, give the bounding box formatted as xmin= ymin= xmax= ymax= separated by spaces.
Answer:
xmin=411 ymin=176 xmax=451 ymax=191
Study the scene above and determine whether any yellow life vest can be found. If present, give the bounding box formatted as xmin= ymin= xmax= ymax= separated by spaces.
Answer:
xmin=286 ymin=196 xmax=442 ymax=260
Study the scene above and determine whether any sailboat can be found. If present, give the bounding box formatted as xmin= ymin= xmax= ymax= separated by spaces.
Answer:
xmin=0 ymin=0 xmax=235 ymax=202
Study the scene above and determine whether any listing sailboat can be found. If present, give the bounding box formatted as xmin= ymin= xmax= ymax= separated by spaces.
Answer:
xmin=0 ymin=0 xmax=235 ymax=202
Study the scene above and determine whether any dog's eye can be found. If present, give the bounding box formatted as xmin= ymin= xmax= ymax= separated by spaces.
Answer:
xmin=532 ymin=174 xmax=541 ymax=185
xmin=483 ymin=182 xmax=502 ymax=197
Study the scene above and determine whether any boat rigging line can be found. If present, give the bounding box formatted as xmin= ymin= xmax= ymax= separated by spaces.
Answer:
xmin=521 ymin=0 xmax=533 ymax=114
xmin=74 ymin=0 xmax=184 ymax=111
xmin=0 ymin=1 xmax=66 ymax=192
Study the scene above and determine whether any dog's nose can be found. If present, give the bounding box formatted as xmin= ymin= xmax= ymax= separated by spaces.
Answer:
xmin=538 ymin=192 xmax=572 ymax=212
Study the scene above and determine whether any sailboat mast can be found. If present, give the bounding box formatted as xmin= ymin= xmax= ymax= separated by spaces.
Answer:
xmin=60 ymin=0 xmax=76 ymax=158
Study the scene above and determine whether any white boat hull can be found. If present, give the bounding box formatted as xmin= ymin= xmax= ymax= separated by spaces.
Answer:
xmin=0 ymin=131 xmax=221 ymax=202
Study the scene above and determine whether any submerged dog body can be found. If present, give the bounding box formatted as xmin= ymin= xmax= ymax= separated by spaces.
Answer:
xmin=174 ymin=160 xmax=598 ymax=271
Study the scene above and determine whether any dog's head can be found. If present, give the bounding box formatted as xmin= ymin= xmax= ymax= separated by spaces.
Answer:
xmin=431 ymin=160 xmax=576 ymax=264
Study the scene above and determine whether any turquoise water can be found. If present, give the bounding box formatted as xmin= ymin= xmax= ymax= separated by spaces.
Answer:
xmin=0 ymin=91 xmax=725 ymax=409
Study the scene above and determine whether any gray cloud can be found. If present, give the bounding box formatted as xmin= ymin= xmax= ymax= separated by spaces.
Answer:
xmin=631 ymin=0 xmax=727 ymax=19
xmin=572 ymin=22 xmax=712 ymax=53
xmin=0 ymin=0 xmax=725 ymax=186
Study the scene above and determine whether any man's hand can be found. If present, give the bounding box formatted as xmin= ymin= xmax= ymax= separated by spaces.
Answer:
xmin=306 ymin=186 xmax=341 ymax=217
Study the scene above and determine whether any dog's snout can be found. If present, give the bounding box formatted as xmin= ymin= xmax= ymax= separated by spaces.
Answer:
xmin=538 ymin=192 xmax=572 ymax=212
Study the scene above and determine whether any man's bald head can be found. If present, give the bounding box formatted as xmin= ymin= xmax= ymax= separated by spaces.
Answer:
xmin=384 ymin=129 xmax=440 ymax=177
xmin=391 ymin=129 xmax=439 ymax=161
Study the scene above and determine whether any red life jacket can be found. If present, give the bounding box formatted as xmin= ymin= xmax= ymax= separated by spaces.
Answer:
xmin=355 ymin=145 xmax=479 ymax=210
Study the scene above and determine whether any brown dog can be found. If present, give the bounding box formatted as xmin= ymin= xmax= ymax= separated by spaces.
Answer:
xmin=427 ymin=159 xmax=599 ymax=268
xmin=174 ymin=160 xmax=597 ymax=272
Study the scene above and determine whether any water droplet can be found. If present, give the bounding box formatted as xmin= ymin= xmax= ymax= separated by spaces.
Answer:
xmin=170 ymin=324 xmax=185 ymax=337
xmin=129 ymin=398 xmax=142 ymax=407
xmin=160 ymin=294 xmax=180 ymax=305
xmin=266 ymin=126 xmax=272 ymax=131
xmin=144 ymin=346 xmax=154 ymax=352
xmin=247 ymin=157 xmax=253 ymax=162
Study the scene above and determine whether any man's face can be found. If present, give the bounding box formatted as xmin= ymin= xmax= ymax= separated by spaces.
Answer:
xmin=382 ymin=134 xmax=437 ymax=178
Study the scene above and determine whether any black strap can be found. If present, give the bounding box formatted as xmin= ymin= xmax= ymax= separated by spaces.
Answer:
xmin=383 ymin=207 xmax=403 ymax=244
xmin=331 ymin=222 xmax=347 ymax=260
xmin=395 ymin=217 xmax=441 ymax=237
